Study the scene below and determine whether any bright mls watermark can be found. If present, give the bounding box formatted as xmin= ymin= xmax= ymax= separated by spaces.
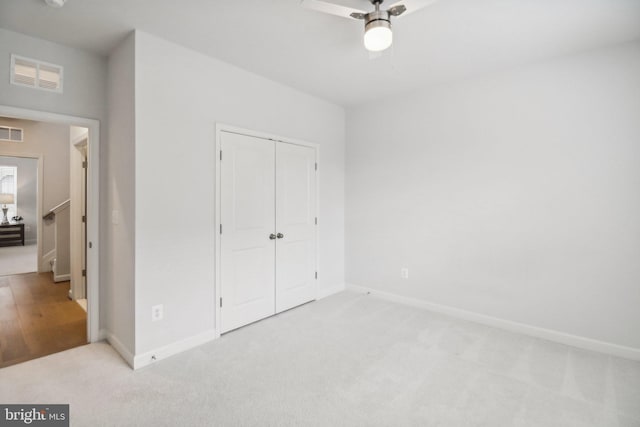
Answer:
xmin=0 ymin=405 xmax=69 ymax=426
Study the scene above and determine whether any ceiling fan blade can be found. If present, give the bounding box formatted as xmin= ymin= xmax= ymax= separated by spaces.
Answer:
xmin=387 ymin=5 xmax=407 ymax=17
xmin=300 ymin=0 xmax=368 ymax=20
xmin=388 ymin=0 xmax=438 ymax=18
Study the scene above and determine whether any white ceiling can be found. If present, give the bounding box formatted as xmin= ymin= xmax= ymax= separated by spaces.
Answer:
xmin=1 ymin=0 xmax=639 ymax=106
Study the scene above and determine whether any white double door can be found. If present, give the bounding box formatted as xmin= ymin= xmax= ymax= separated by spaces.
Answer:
xmin=220 ymin=131 xmax=317 ymax=333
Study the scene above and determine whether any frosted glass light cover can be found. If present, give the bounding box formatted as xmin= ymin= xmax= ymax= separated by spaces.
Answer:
xmin=364 ymin=26 xmax=393 ymax=52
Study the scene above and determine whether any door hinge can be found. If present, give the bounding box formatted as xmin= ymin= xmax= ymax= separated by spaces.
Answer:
xmin=315 ymin=217 xmax=317 ymax=225
xmin=315 ymin=162 xmax=317 ymax=171
xmin=82 ymin=215 xmax=86 ymax=223
xmin=82 ymin=269 xmax=86 ymax=277
xmin=82 ymin=161 xmax=87 ymax=169
xmin=220 ymin=151 xmax=222 ymax=161
xmin=315 ymin=271 xmax=318 ymax=280
xmin=220 ymin=298 xmax=223 ymax=308
xmin=220 ymin=224 xmax=222 ymax=234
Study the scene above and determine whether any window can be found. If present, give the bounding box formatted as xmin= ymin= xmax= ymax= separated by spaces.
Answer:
xmin=0 ymin=126 xmax=23 ymax=142
xmin=10 ymin=54 xmax=63 ymax=93
xmin=0 ymin=166 xmax=18 ymax=219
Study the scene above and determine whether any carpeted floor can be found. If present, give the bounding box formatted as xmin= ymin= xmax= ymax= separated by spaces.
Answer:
xmin=0 ymin=243 xmax=37 ymax=276
xmin=0 ymin=291 xmax=638 ymax=426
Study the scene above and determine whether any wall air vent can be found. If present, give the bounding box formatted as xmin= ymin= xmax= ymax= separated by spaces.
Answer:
xmin=0 ymin=126 xmax=23 ymax=142
xmin=10 ymin=54 xmax=63 ymax=93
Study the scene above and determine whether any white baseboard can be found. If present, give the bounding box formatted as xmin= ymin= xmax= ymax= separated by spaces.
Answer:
xmin=97 ymin=328 xmax=108 ymax=341
xmin=133 ymin=330 xmax=217 ymax=370
xmin=316 ymin=283 xmax=345 ymax=300
xmin=104 ymin=330 xmax=135 ymax=368
xmin=53 ymin=273 xmax=70 ymax=282
xmin=346 ymin=283 xmax=640 ymax=361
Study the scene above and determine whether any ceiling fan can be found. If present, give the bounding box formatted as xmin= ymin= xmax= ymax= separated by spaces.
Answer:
xmin=301 ymin=0 xmax=438 ymax=52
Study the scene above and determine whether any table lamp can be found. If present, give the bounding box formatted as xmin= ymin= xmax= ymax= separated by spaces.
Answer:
xmin=0 ymin=193 xmax=14 ymax=225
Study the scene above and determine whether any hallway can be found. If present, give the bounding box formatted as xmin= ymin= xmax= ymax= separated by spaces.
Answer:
xmin=0 ymin=272 xmax=86 ymax=368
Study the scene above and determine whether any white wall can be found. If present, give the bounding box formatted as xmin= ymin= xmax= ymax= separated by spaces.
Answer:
xmin=0 ymin=155 xmax=37 ymax=243
xmin=0 ymin=28 xmax=107 ymax=121
xmin=106 ymin=32 xmax=136 ymax=355
xmin=70 ymin=126 xmax=87 ymax=142
xmin=346 ymin=41 xmax=640 ymax=350
xmin=134 ymin=31 xmax=345 ymax=355
xmin=0 ymin=118 xmax=70 ymax=254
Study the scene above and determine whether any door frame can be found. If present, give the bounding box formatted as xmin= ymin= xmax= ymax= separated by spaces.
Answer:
xmin=70 ymin=130 xmax=88 ymax=301
xmin=0 ymin=104 xmax=101 ymax=343
xmin=214 ymin=123 xmax=319 ymax=338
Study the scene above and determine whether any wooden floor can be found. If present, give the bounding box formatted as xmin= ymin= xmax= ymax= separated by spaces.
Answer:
xmin=0 ymin=272 xmax=87 ymax=368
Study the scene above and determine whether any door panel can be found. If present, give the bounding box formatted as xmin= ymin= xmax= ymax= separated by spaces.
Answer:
xmin=220 ymin=132 xmax=276 ymax=333
xmin=232 ymin=247 xmax=271 ymax=305
xmin=275 ymin=142 xmax=317 ymax=312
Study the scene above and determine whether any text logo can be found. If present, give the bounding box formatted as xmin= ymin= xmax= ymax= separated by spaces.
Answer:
xmin=0 ymin=405 xmax=69 ymax=427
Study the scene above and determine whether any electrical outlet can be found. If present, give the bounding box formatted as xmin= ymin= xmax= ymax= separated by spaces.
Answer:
xmin=401 ymin=268 xmax=409 ymax=279
xmin=151 ymin=304 xmax=163 ymax=321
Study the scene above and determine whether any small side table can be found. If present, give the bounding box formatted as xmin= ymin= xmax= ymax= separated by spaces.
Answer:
xmin=0 ymin=223 xmax=25 ymax=247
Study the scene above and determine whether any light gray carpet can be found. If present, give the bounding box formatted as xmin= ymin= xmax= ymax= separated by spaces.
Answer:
xmin=0 ymin=243 xmax=37 ymax=276
xmin=1 ymin=291 xmax=638 ymax=426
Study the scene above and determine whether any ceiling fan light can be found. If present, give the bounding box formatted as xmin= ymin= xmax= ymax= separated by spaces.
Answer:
xmin=364 ymin=20 xmax=392 ymax=52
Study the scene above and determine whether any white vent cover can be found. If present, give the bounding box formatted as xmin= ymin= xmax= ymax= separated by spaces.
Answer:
xmin=10 ymin=54 xmax=63 ymax=93
xmin=0 ymin=126 xmax=23 ymax=142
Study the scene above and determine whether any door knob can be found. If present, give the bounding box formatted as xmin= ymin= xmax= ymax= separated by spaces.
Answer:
xmin=276 ymin=233 xmax=284 ymax=239
xmin=269 ymin=233 xmax=277 ymax=240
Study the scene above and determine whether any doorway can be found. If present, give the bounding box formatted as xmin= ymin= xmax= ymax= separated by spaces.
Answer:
xmin=0 ymin=105 xmax=100 ymax=360
xmin=216 ymin=126 xmax=319 ymax=334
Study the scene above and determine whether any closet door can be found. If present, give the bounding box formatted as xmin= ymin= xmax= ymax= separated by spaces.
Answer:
xmin=275 ymin=142 xmax=317 ymax=312
xmin=220 ymin=132 xmax=276 ymax=333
